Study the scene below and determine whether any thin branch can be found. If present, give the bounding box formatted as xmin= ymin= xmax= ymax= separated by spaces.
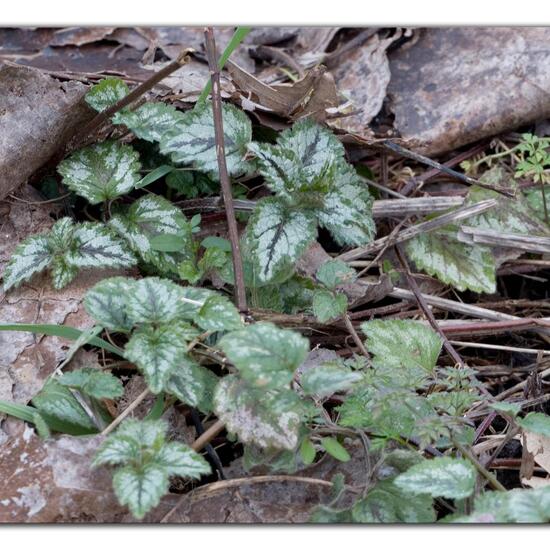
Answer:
xmin=191 ymin=418 xmax=225 ymax=452
xmin=343 ymin=313 xmax=370 ymax=358
xmin=204 ymin=27 xmax=247 ymax=313
xmin=74 ymin=48 xmax=193 ymax=146
xmin=100 ymin=388 xmax=149 ymax=437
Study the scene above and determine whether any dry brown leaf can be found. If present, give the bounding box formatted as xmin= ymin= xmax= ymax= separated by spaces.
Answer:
xmin=388 ymin=28 xmax=550 ymax=156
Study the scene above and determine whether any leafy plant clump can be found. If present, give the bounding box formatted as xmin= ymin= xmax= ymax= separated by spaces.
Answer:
xmin=2 ymin=73 xmax=550 ymax=523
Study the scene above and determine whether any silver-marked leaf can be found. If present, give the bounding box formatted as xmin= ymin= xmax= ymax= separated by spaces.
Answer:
xmin=525 ymin=187 xmax=550 ymax=224
xmin=517 ymin=412 xmax=550 ymax=437
xmin=58 ymin=140 xmax=141 ymax=204
xmin=405 ymin=226 xmax=496 ymax=294
xmin=115 ymin=102 xmax=184 ymax=143
xmin=67 ymin=222 xmax=136 ymax=268
xmin=312 ymin=290 xmax=347 ymax=323
xmin=362 ymin=320 xmax=442 ymax=387
xmin=113 ymin=464 xmax=168 ymax=519
xmin=219 ymin=322 xmax=309 ymax=389
xmin=160 ymin=101 xmax=252 ymax=179
xmin=85 ymin=77 xmax=129 ymax=112
xmin=246 ymin=197 xmax=317 ymax=283
xmin=317 ymin=164 xmax=376 ymax=246
xmin=84 ymin=276 xmax=136 ymax=331
xmin=164 ymin=359 xmax=218 ymax=412
xmin=155 ymin=441 xmax=211 ymax=478
xmin=300 ymin=361 xmax=362 ymax=398
xmin=124 ymin=324 xmax=189 ymax=393
xmin=59 ymin=367 xmax=124 ymax=399
xmin=115 ymin=418 xmax=167 ymax=447
xmin=48 ymin=216 xmax=76 ymax=252
xmin=126 ymin=277 xmax=184 ymax=325
xmin=394 ymin=457 xmax=476 ymax=499
xmin=109 ymin=194 xmax=192 ymax=273
xmin=92 ymin=435 xmax=141 ymax=466
xmin=195 ymin=294 xmax=242 ymax=332
xmin=214 ymin=375 xmax=303 ymax=450
xmin=351 ymin=480 xmax=435 ymax=523
xmin=466 ymin=169 xmax=549 ymax=236
xmin=316 ymin=259 xmax=357 ymax=289
xmin=50 ymin=256 xmax=78 ymax=289
xmin=3 ymin=234 xmax=52 ymax=291
xmin=31 ymin=379 xmax=98 ymax=435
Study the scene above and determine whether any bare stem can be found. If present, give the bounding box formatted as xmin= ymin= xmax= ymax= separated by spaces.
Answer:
xmin=204 ymin=27 xmax=247 ymax=313
xmin=191 ymin=419 xmax=225 ymax=452
xmin=100 ymin=388 xmax=149 ymax=436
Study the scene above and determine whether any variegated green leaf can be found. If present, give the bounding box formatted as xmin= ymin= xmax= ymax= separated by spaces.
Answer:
xmin=93 ymin=435 xmax=141 ymax=466
xmin=517 ymin=412 xmax=550 ymax=437
xmin=109 ymin=194 xmax=192 ymax=274
xmin=125 ymin=277 xmax=184 ymax=325
xmin=50 ymin=256 xmax=78 ymax=289
xmin=31 ymin=379 xmax=98 ymax=435
xmin=214 ymin=375 xmax=304 ymax=450
xmin=113 ymin=464 xmax=168 ymax=519
xmin=66 ymin=223 xmax=136 ymax=268
xmin=3 ymin=234 xmax=52 ymax=291
xmin=218 ymin=322 xmax=309 ymax=389
xmin=85 ymin=77 xmax=129 ymax=112
xmin=194 ymin=294 xmax=242 ymax=332
xmin=154 ymin=441 xmax=211 ymax=478
xmin=466 ymin=167 xmax=549 ymax=235
xmin=84 ymin=276 xmax=136 ymax=331
xmin=312 ymin=289 xmax=347 ymax=323
xmin=59 ymin=367 xmax=123 ymax=399
xmin=525 ymin=186 xmax=550 ymax=224
xmin=361 ymin=320 xmax=442 ymax=387
xmin=246 ymin=197 xmax=317 ymax=283
xmin=351 ymin=480 xmax=435 ymax=523
xmin=164 ymin=359 xmax=218 ymax=412
xmin=160 ymin=101 xmax=252 ymax=178
xmin=300 ymin=361 xmax=362 ymax=398
xmin=315 ymin=259 xmax=356 ymax=290
xmin=115 ymin=102 xmax=184 ymax=143
xmin=405 ymin=226 xmax=496 ymax=294
xmin=124 ymin=324 xmax=190 ymax=393
xmin=394 ymin=457 xmax=476 ymax=499
xmin=115 ymin=418 xmax=167 ymax=447
xmin=58 ymin=140 xmax=141 ymax=204
xmin=316 ymin=163 xmax=375 ymax=246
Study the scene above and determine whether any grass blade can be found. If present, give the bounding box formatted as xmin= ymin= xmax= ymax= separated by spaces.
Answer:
xmin=197 ymin=26 xmax=251 ymax=104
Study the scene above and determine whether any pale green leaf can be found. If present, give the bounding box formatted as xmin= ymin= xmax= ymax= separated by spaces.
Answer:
xmin=115 ymin=102 xmax=184 ymax=143
xmin=214 ymin=375 xmax=304 ymax=450
xmin=154 ymin=441 xmax=211 ymax=478
xmin=361 ymin=320 xmax=443 ymax=387
xmin=490 ymin=402 xmax=521 ymax=417
xmin=312 ymin=289 xmax=347 ymax=322
xmin=109 ymin=194 xmax=192 ymax=273
xmin=113 ymin=464 xmax=168 ymax=519
xmin=160 ymin=101 xmax=252 ymax=178
xmin=517 ymin=412 xmax=550 ymax=437
xmin=405 ymin=227 xmax=496 ymax=293
xmin=59 ymin=368 xmax=123 ymax=399
xmin=124 ymin=324 xmax=190 ymax=393
xmin=84 ymin=276 xmax=135 ymax=331
xmin=525 ymin=187 xmax=550 ymax=224
xmin=300 ymin=362 xmax=362 ymax=398
xmin=321 ymin=437 xmax=350 ymax=462
xmin=149 ymin=234 xmax=187 ymax=252
xmin=316 ymin=259 xmax=356 ymax=289
xmin=299 ymin=438 xmax=316 ymax=465
xmin=3 ymin=234 xmax=52 ymax=291
xmin=218 ymin=322 xmax=309 ymax=389
xmin=85 ymin=77 xmax=129 ymax=112
xmin=394 ymin=457 xmax=476 ymax=499
xmin=115 ymin=418 xmax=166 ymax=447
xmin=58 ymin=141 xmax=141 ymax=204
xmin=246 ymin=197 xmax=317 ymax=283
xmin=351 ymin=480 xmax=435 ymax=523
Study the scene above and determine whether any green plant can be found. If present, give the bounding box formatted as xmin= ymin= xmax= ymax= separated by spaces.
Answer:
xmin=93 ymin=419 xmax=210 ymax=518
